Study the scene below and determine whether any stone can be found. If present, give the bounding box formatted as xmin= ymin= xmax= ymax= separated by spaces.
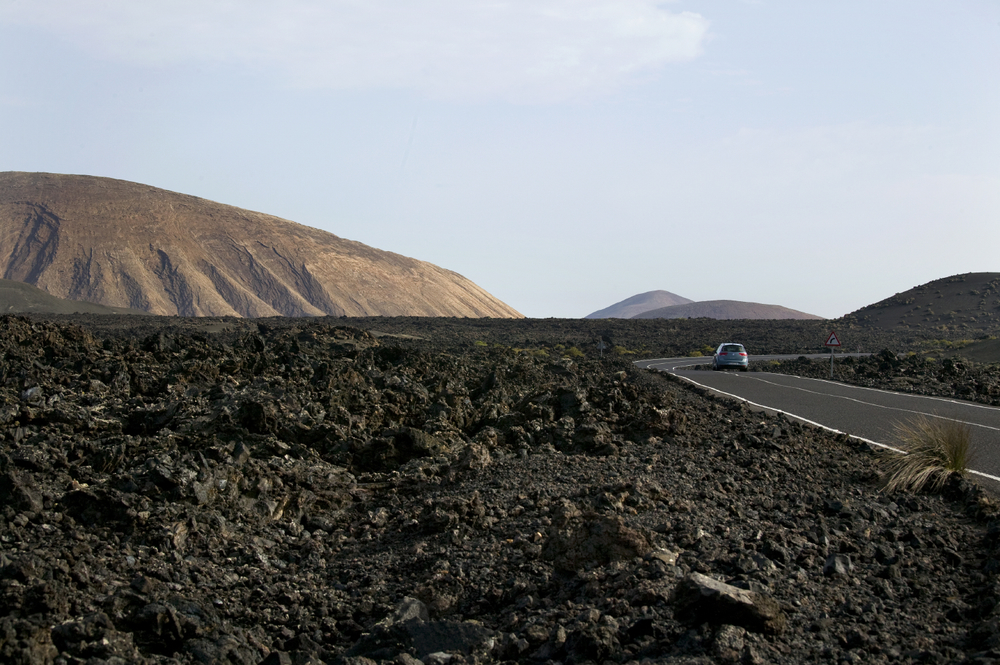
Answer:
xmin=542 ymin=513 xmax=654 ymax=572
xmin=824 ymin=553 xmax=854 ymax=577
xmin=673 ymin=572 xmax=787 ymax=635
xmin=713 ymin=624 xmax=747 ymax=663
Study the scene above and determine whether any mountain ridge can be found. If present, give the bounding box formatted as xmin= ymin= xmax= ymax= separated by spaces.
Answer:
xmin=0 ymin=172 xmax=522 ymax=318
xmin=584 ymin=290 xmax=693 ymax=319
xmin=632 ymin=299 xmax=823 ymax=320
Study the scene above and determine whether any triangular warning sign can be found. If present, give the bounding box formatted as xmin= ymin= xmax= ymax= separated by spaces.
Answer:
xmin=825 ymin=331 xmax=841 ymax=347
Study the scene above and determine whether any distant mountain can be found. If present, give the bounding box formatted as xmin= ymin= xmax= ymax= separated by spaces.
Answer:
xmin=0 ymin=278 xmax=149 ymax=316
xmin=0 ymin=172 xmax=523 ymax=318
xmin=585 ymin=290 xmax=693 ymax=319
xmin=632 ymin=300 xmax=824 ymax=320
xmin=844 ymin=272 xmax=1000 ymax=332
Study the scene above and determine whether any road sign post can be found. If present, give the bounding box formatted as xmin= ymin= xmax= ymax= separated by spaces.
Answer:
xmin=825 ymin=331 xmax=842 ymax=378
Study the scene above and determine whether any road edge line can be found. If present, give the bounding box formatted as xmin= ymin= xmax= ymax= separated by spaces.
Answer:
xmin=635 ymin=359 xmax=1000 ymax=484
xmin=663 ymin=367 xmax=1000 ymax=484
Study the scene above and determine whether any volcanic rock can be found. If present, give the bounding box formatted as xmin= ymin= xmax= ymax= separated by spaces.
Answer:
xmin=0 ymin=313 xmax=998 ymax=664
xmin=672 ymin=573 xmax=787 ymax=635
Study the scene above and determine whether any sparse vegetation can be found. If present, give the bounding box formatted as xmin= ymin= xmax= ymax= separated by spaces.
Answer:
xmin=686 ymin=344 xmax=716 ymax=358
xmin=920 ymin=338 xmax=974 ymax=350
xmin=564 ymin=346 xmax=584 ymax=358
xmin=881 ymin=417 xmax=975 ymax=493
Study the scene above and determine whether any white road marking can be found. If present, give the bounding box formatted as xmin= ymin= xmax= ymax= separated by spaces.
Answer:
xmin=637 ymin=358 xmax=1000 ymax=485
xmin=739 ymin=373 xmax=1000 ymax=434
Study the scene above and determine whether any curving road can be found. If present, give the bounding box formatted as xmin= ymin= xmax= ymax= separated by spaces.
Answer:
xmin=635 ymin=355 xmax=1000 ymax=495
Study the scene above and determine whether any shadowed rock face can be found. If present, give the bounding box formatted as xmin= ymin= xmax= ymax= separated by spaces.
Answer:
xmin=0 ymin=172 xmax=522 ymax=318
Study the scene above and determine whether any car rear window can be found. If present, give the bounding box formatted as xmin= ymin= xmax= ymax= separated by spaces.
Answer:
xmin=722 ymin=345 xmax=744 ymax=352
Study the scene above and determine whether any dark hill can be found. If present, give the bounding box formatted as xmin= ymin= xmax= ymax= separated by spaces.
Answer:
xmin=0 ymin=278 xmax=149 ymax=316
xmin=844 ymin=273 xmax=1000 ymax=334
xmin=0 ymin=172 xmax=522 ymax=318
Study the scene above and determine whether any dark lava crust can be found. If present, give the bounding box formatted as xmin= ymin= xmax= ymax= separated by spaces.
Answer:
xmin=2 ymin=314 xmax=1000 ymax=664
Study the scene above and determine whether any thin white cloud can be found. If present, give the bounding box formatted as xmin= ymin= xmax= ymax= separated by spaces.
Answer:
xmin=1 ymin=0 xmax=709 ymax=102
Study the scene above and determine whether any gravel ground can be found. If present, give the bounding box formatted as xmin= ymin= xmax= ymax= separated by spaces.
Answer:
xmin=3 ymin=315 xmax=1000 ymax=664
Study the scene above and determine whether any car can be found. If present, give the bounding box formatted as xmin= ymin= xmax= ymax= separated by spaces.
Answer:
xmin=712 ymin=342 xmax=749 ymax=371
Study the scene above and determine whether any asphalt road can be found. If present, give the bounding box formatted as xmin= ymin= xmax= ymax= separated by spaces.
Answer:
xmin=635 ymin=355 xmax=1000 ymax=494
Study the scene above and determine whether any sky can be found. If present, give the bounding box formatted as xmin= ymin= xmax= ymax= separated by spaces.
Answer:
xmin=1 ymin=0 xmax=998 ymax=319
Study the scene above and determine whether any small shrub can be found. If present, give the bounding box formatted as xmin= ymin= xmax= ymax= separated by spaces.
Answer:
xmin=613 ymin=345 xmax=634 ymax=356
xmin=473 ymin=340 xmax=488 ymax=347
xmin=687 ymin=350 xmax=704 ymax=358
xmin=882 ymin=417 xmax=975 ymax=493
xmin=565 ymin=347 xmax=585 ymax=359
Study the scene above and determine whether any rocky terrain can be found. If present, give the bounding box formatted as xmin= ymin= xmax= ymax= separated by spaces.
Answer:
xmin=0 ymin=172 xmax=521 ymax=319
xmin=3 ymin=313 xmax=1000 ymax=664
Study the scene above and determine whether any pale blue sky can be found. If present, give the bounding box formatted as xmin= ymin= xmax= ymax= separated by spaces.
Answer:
xmin=2 ymin=1 xmax=998 ymax=318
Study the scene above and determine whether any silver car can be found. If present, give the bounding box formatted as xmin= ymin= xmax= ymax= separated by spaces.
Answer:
xmin=713 ymin=343 xmax=748 ymax=371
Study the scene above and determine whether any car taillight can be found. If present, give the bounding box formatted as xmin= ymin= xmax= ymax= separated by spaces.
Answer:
xmin=719 ymin=352 xmax=726 ymax=356
xmin=739 ymin=352 xmax=747 ymax=356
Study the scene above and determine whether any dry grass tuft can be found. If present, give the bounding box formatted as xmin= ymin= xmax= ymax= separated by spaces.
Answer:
xmin=882 ymin=417 xmax=975 ymax=493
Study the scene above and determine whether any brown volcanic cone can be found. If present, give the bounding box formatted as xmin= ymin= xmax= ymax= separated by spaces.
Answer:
xmin=0 ymin=172 xmax=522 ymax=318
xmin=633 ymin=299 xmax=823 ymax=320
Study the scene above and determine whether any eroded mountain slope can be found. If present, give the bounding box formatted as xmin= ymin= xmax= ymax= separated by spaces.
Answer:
xmin=0 ymin=172 xmax=522 ymax=318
